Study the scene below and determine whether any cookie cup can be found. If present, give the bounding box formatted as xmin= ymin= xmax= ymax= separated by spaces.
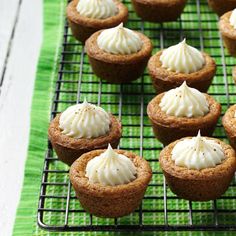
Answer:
xmin=147 ymin=93 xmax=221 ymax=146
xmin=219 ymin=11 xmax=236 ymax=56
xmin=69 ymin=149 xmax=152 ymax=218
xmin=148 ymin=51 xmax=216 ymax=94
xmin=85 ymin=30 xmax=153 ymax=83
xmin=208 ymin=0 xmax=236 ymax=16
xmin=160 ymin=137 xmax=236 ymax=201
xmin=48 ymin=114 xmax=122 ymax=166
xmin=223 ymin=105 xmax=236 ymax=150
xmin=131 ymin=0 xmax=187 ymax=22
xmin=233 ymin=66 xmax=236 ymax=85
xmin=66 ymin=0 xmax=128 ymax=43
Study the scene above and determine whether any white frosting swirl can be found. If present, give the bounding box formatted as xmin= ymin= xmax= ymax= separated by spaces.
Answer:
xmin=86 ymin=144 xmax=137 ymax=186
xmin=160 ymin=81 xmax=209 ymax=118
xmin=59 ymin=100 xmax=110 ymax=139
xmin=230 ymin=9 xmax=236 ymax=29
xmin=76 ymin=0 xmax=117 ymax=19
xmin=160 ymin=39 xmax=205 ymax=74
xmin=171 ymin=131 xmax=225 ymax=170
xmin=97 ymin=23 xmax=143 ymax=55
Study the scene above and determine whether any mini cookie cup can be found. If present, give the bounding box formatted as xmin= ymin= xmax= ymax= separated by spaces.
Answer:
xmin=85 ymin=30 xmax=153 ymax=83
xmin=131 ymin=0 xmax=187 ymax=23
xmin=222 ymin=105 xmax=236 ymax=151
xmin=148 ymin=51 xmax=216 ymax=94
xmin=48 ymin=114 xmax=122 ymax=166
xmin=160 ymin=137 xmax=236 ymax=201
xmin=69 ymin=149 xmax=152 ymax=218
xmin=208 ymin=0 xmax=236 ymax=16
xmin=66 ymin=0 xmax=128 ymax=43
xmin=219 ymin=11 xmax=236 ymax=57
xmin=147 ymin=93 xmax=221 ymax=146
xmin=233 ymin=66 xmax=236 ymax=85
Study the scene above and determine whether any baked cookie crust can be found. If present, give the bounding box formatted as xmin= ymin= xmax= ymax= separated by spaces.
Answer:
xmin=148 ymin=51 xmax=216 ymax=94
xmin=160 ymin=137 xmax=236 ymax=201
xmin=66 ymin=0 xmax=128 ymax=43
xmin=48 ymin=114 xmax=122 ymax=165
xmin=208 ymin=0 xmax=236 ymax=16
xmin=232 ymin=66 xmax=236 ymax=85
xmin=69 ymin=149 xmax=152 ymax=217
xmin=223 ymin=105 xmax=236 ymax=150
xmin=219 ymin=11 xmax=236 ymax=56
xmin=147 ymin=93 xmax=221 ymax=145
xmin=131 ymin=0 xmax=187 ymax=22
xmin=85 ymin=30 xmax=152 ymax=83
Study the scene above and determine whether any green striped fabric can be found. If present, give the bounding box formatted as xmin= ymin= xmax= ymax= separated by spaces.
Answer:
xmin=13 ymin=0 xmax=65 ymax=235
xmin=13 ymin=0 xmax=236 ymax=235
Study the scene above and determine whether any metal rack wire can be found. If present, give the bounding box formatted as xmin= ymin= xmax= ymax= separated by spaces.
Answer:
xmin=38 ymin=0 xmax=236 ymax=232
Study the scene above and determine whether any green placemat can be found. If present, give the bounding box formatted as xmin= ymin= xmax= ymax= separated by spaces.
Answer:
xmin=13 ymin=0 xmax=65 ymax=235
xmin=13 ymin=0 xmax=236 ymax=235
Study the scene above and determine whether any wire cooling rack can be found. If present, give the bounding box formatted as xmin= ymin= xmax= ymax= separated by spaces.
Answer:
xmin=38 ymin=0 xmax=236 ymax=232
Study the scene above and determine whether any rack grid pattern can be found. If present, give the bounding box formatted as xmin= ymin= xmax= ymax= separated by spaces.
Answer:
xmin=38 ymin=0 xmax=236 ymax=232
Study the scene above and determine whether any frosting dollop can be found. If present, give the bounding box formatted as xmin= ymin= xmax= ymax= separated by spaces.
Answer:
xmin=97 ymin=23 xmax=143 ymax=55
xmin=59 ymin=100 xmax=110 ymax=139
xmin=160 ymin=39 xmax=205 ymax=74
xmin=76 ymin=0 xmax=118 ymax=19
xmin=172 ymin=131 xmax=225 ymax=170
xmin=230 ymin=9 xmax=236 ymax=29
xmin=160 ymin=81 xmax=209 ymax=118
xmin=85 ymin=144 xmax=137 ymax=186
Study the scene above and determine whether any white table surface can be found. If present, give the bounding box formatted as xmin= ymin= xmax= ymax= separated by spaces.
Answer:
xmin=0 ymin=0 xmax=42 ymax=235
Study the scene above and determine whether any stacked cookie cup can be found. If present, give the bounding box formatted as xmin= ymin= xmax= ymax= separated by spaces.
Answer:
xmin=48 ymin=100 xmax=152 ymax=218
xmin=145 ymin=38 xmax=236 ymax=201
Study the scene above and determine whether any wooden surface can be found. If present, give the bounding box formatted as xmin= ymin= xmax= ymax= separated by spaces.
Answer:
xmin=0 ymin=0 xmax=42 ymax=235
